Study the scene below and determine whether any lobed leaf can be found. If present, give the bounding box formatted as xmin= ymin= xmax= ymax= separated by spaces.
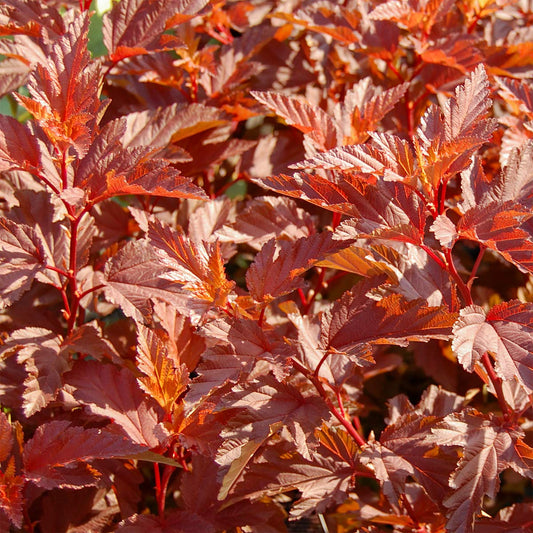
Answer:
xmin=252 ymin=91 xmax=339 ymax=150
xmin=66 ymin=360 xmax=168 ymax=448
xmin=322 ymin=280 xmax=456 ymax=357
xmin=453 ymin=301 xmax=533 ymax=393
xmin=0 ymin=115 xmax=41 ymax=173
xmin=17 ymin=12 xmax=101 ymax=157
xmin=432 ymin=411 xmax=523 ymax=533
xmin=136 ymin=324 xmax=190 ymax=413
xmin=246 ymin=232 xmax=350 ymax=302
xmin=103 ymin=240 xmax=186 ymax=323
xmin=23 ymin=420 xmax=146 ymax=490
xmin=0 ymin=218 xmax=47 ymax=309
xmin=148 ymin=218 xmax=235 ymax=309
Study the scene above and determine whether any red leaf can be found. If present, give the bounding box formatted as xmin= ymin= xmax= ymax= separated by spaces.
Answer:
xmin=452 ymin=301 xmax=533 ymax=393
xmin=136 ymin=324 xmax=190 ymax=413
xmin=219 ymin=374 xmax=330 ymax=459
xmin=282 ymin=301 xmax=369 ymax=385
xmin=246 ymin=232 xmax=349 ymax=302
xmin=0 ymin=457 xmax=24 ymax=529
xmin=23 ymin=420 xmax=146 ymax=490
xmin=0 ymin=217 xmax=47 ymax=309
xmin=415 ymin=65 xmax=496 ymax=187
xmin=219 ymin=196 xmax=315 ymax=250
xmin=17 ymin=12 xmax=102 ymax=157
xmin=475 ymin=503 xmax=533 ymax=533
xmin=252 ymin=91 xmax=339 ymax=150
xmin=442 ymin=65 xmax=494 ymax=144
xmin=103 ymin=0 xmax=209 ymax=56
xmin=103 ymin=240 xmax=186 ymax=323
xmin=456 ymin=201 xmax=533 ymax=273
xmin=122 ymin=103 xmax=228 ymax=150
xmin=322 ymin=281 xmax=456 ymax=357
xmin=152 ymin=301 xmax=206 ymax=372
xmin=180 ymin=454 xmax=287 ymax=531
xmin=432 ymin=411 xmax=522 ymax=533
xmin=253 ymin=171 xmax=362 ymax=217
xmin=10 ymin=327 xmax=68 ymax=417
xmin=496 ymin=76 xmax=533 ymax=118
xmin=0 ymin=412 xmax=12 ymax=463
xmin=66 ymin=360 xmax=168 ymax=448
xmin=340 ymin=80 xmax=409 ymax=143
xmin=75 ymin=117 xmax=207 ymax=203
xmin=0 ymin=115 xmax=41 ymax=173
xmin=361 ymin=386 xmax=463 ymax=506
xmin=293 ymin=143 xmax=390 ymax=173
xmin=148 ymin=218 xmax=235 ymax=309
xmin=227 ymin=440 xmax=353 ymax=519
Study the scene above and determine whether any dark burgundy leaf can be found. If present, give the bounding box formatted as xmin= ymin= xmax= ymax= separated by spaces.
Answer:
xmin=23 ymin=420 xmax=146 ymax=490
xmin=322 ymin=280 xmax=456 ymax=357
xmin=246 ymin=232 xmax=350 ymax=302
xmin=66 ymin=360 xmax=168 ymax=448
xmin=0 ymin=217 xmax=47 ymax=308
xmin=0 ymin=115 xmax=41 ymax=173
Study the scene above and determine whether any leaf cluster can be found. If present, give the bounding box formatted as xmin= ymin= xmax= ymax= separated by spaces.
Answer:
xmin=1 ymin=1 xmax=533 ymax=532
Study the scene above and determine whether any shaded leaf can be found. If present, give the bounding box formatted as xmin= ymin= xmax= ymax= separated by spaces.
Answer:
xmin=218 ymin=196 xmax=315 ymax=251
xmin=227 ymin=441 xmax=353 ymax=519
xmin=0 ymin=115 xmax=41 ymax=173
xmin=0 ymin=217 xmax=47 ymax=309
xmin=23 ymin=420 xmax=145 ymax=490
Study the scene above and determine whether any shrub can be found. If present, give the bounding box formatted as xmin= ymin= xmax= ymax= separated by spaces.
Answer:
xmin=0 ymin=1 xmax=532 ymax=532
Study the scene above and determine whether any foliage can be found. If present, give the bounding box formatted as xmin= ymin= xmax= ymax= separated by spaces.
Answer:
xmin=1 ymin=0 xmax=533 ymax=532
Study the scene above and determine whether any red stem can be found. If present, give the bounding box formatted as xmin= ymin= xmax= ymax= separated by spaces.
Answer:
xmin=77 ymin=284 xmax=106 ymax=300
xmin=481 ymin=352 xmax=511 ymax=418
xmin=158 ymin=465 xmax=175 ymax=515
xmin=420 ymin=244 xmax=446 ymax=270
xmin=297 ymin=288 xmax=308 ymax=307
xmin=36 ymin=172 xmax=61 ymax=195
xmin=258 ymin=307 xmax=266 ymax=327
xmin=302 ymin=267 xmax=326 ymax=313
xmin=314 ymin=350 xmax=331 ymax=379
xmin=444 ymin=248 xmax=472 ymax=305
xmin=406 ymin=98 xmax=415 ymax=138
xmin=291 ymin=358 xmax=366 ymax=448
xmin=153 ymin=463 xmax=162 ymax=514
xmin=45 ymin=264 xmax=69 ymax=278
xmin=335 ymin=389 xmax=346 ymax=419
xmin=386 ymin=59 xmax=404 ymax=81
xmin=401 ymin=494 xmax=421 ymax=529
xmin=439 ymin=179 xmax=448 ymax=214
xmin=467 ymin=245 xmax=486 ymax=287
